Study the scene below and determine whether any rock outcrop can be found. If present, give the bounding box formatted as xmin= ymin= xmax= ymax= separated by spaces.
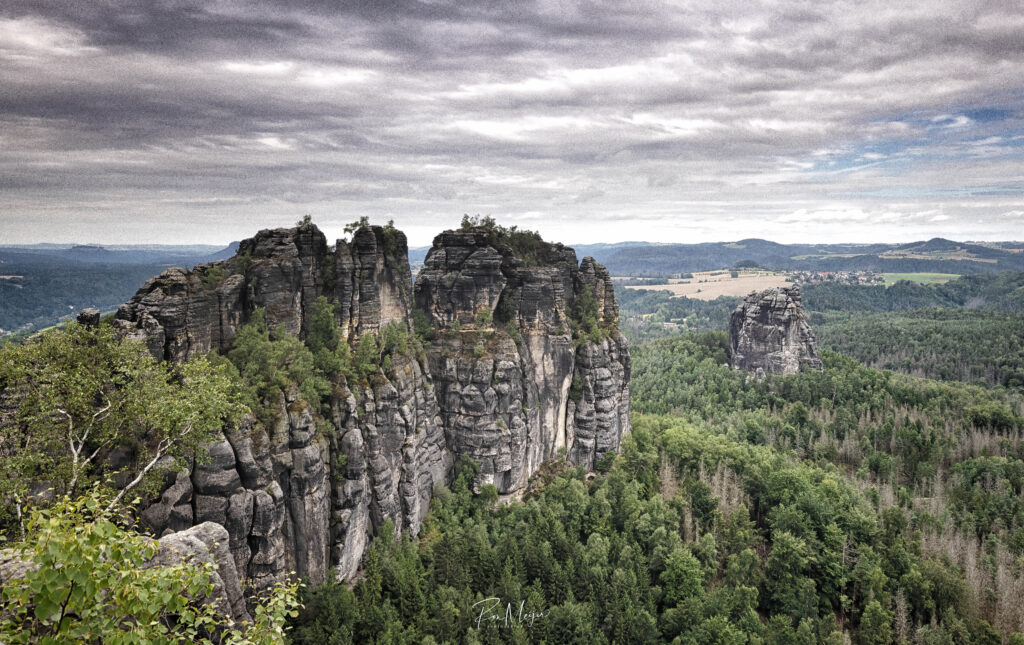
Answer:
xmin=149 ymin=522 xmax=252 ymax=623
xmin=415 ymin=228 xmax=630 ymax=490
xmin=76 ymin=307 xmax=100 ymax=327
xmin=729 ymin=286 xmax=822 ymax=378
xmin=114 ymin=224 xmax=410 ymax=362
xmin=113 ymin=221 xmax=630 ymax=590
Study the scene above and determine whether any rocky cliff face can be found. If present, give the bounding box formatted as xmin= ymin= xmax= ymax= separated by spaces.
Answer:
xmin=415 ymin=228 xmax=630 ymax=491
xmin=729 ymin=286 xmax=822 ymax=378
xmin=115 ymin=222 xmax=629 ymax=589
xmin=114 ymin=225 xmax=409 ymax=362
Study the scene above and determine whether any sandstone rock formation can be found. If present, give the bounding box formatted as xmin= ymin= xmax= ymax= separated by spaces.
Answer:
xmin=114 ymin=224 xmax=409 ymax=362
xmin=415 ymin=227 xmax=630 ymax=490
xmin=113 ymin=221 xmax=630 ymax=590
xmin=148 ymin=522 xmax=252 ymax=623
xmin=729 ymin=286 xmax=822 ymax=377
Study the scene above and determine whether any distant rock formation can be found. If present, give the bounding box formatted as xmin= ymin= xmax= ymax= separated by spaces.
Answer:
xmin=112 ymin=221 xmax=630 ymax=589
xmin=729 ymin=286 xmax=822 ymax=378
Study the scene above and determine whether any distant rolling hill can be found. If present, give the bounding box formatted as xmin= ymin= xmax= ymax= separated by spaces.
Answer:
xmin=581 ymin=238 xmax=1024 ymax=276
xmin=0 ymin=243 xmax=235 ymax=333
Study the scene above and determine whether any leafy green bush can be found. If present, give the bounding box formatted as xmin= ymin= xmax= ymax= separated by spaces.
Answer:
xmin=569 ymin=372 xmax=583 ymax=402
xmin=0 ymin=489 xmax=300 ymax=644
xmin=353 ymin=332 xmax=379 ymax=382
xmin=224 ymin=310 xmax=331 ymax=418
xmin=412 ymin=308 xmax=437 ymax=342
xmin=200 ymin=265 xmax=226 ymax=291
xmin=474 ymin=307 xmax=492 ymax=328
xmin=234 ymin=249 xmax=253 ymax=275
xmin=304 ymin=296 xmax=354 ymax=381
xmin=570 ymin=284 xmax=607 ymax=345
xmin=505 ymin=320 xmax=522 ymax=343
xmin=343 ymin=216 xmax=370 ymax=236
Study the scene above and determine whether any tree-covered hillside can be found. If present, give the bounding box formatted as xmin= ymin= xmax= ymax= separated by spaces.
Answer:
xmin=814 ymin=310 xmax=1024 ymax=390
xmin=801 ymin=272 xmax=1024 ymax=313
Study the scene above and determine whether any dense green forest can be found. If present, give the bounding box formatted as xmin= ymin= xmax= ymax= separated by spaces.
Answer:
xmin=814 ymin=310 xmax=1024 ymax=390
xmin=287 ymin=333 xmax=1024 ymax=643
xmin=617 ymin=289 xmax=736 ymax=340
xmin=801 ymin=273 xmax=1024 ymax=313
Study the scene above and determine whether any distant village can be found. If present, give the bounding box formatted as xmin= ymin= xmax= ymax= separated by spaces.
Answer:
xmin=788 ymin=270 xmax=883 ymax=285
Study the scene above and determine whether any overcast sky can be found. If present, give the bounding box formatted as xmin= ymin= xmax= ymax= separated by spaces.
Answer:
xmin=2 ymin=1 xmax=1023 ymax=247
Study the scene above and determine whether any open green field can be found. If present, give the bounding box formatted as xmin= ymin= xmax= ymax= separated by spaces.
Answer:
xmin=881 ymin=272 xmax=960 ymax=285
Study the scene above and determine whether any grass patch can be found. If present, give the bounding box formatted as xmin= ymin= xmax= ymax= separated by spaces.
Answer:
xmin=881 ymin=272 xmax=960 ymax=285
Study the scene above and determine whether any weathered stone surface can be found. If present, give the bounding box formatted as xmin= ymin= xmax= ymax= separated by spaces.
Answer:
xmin=113 ymin=223 xmax=412 ymax=362
xmin=140 ymin=470 xmax=194 ymax=536
xmin=113 ymin=266 xmax=245 ymax=361
xmin=195 ymin=494 xmax=229 ymax=526
xmin=193 ymin=439 xmax=242 ymax=496
xmin=0 ymin=548 xmax=36 ymax=585
xmin=416 ymin=228 xmax=630 ymax=488
xmin=428 ymin=331 xmax=531 ymax=492
xmin=223 ymin=416 xmax=273 ymax=490
xmin=568 ymin=333 xmax=632 ymax=469
xmin=76 ymin=307 xmax=100 ymax=327
xmin=117 ymin=222 xmax=630 ymax=597
xmin=729 ymin=286 xmax=822 ymax=377
xmin=150 ymin=522 xmax=251 ymax=623
xmin=275 ymin=394 xmax=330 ymax=584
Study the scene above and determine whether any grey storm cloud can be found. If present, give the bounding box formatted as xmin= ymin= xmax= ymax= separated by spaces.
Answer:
xmin=1 ymin=0 xmax=1023 ymax=245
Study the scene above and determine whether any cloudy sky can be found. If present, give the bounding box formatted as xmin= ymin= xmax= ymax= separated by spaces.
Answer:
xmin=2 ymin=1 xmax=1023 ymax=247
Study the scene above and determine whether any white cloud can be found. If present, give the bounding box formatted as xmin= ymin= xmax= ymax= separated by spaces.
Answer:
xmin=0 ymin=17 xmax=97 ymax=59
xmin=296 ymin=67 xmax=375 ymax=87
xmin=777 ymin=208 xmax=874 ymax=224
xmin=257 ymin=136 xmax=293 ymax=150
xmin=222 ymin=60 xmax=295 ymax=74
xmin=451 ymin=115 xmax=605 ymax=141
xmin=625 ymin=114 xmax=723 ymax=138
